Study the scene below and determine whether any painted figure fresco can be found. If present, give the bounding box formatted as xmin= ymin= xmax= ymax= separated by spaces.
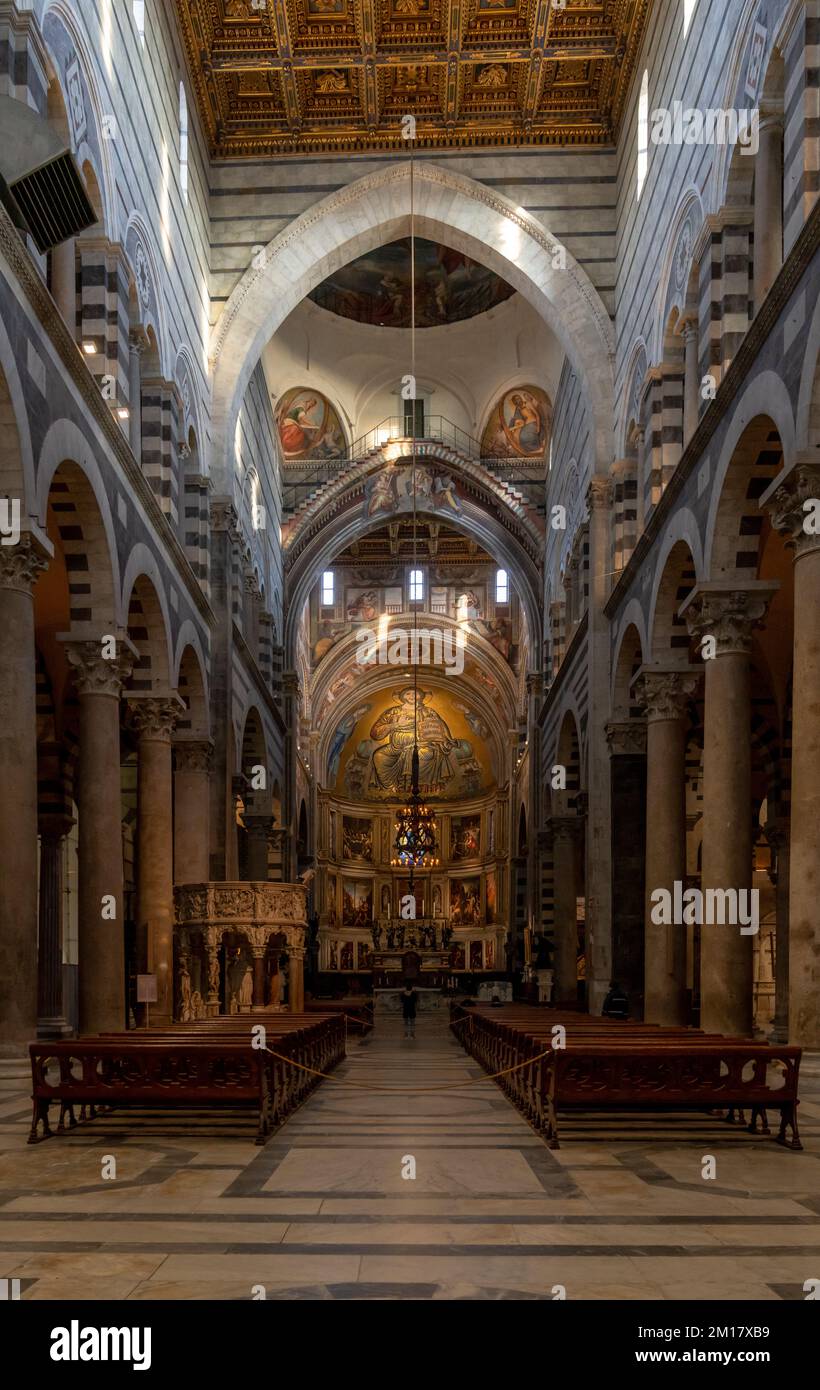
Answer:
xmin=452 ymin=815 xmax=481 ymax=860
xmin=480 ymin=386 xmax=551 ymax=459
xmin=309 ymin=237 xmax=514 ymax=328
xmin=337 ymin=687 xmax=491 ymax=801
xmin=327 ymin=704 xmax=371 ymax=783
xmin=364 ymin=463 xmax=461 ymax=519
xmin=343 ymin=816 xmax=373 ymax=860
xmin=342 ymin=880 xmax=373 ymax=928
xmin=276 ymin=388 xmax=346 ymax=460
xmin=486 ymin=869 xmax=497 ymax=924
xmin=340 ymin=941 xmax=354 ymax=970
xmin=451 ymin=878 xmax=481 ymax=926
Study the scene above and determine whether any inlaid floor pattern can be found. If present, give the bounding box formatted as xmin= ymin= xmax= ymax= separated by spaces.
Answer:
xmin=1 ymin=1022 xmax=819 ymax=1300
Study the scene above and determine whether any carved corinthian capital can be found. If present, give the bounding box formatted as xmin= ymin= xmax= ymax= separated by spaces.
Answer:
xmin=766 ymin=461 xmax=820 ymax=558
xmin=586 ymin=476 xmax=614 ymax=510
xmin=604 ymin=719 xmax=647 ymax=754
xmin=680 ymin=583 xmax=777 ymax=656
xmin=174 ymin=739 xmax=214 ymax=774
xmin=0 ymin=533 xmax=50 ymax=593
xmin=64 ymin=639 xmax=134 ymax=697
xmin=633 ymin=668 xmax=700 ymax=723
xmin=128 ymin=694 xmax=184 ymax=741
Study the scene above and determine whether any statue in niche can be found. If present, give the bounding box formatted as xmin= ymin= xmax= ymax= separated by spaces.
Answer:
xmin=179 ymin=966 xmax=193 ymax=1023
xmin=239 ymin=965 xmax=254 ymax=1009
xmin=191 ymin=990 xmax=205 ymax=1019
xmin=270 ymin=965 xmax=282 ymax=1009
xmin=433 ymin=885 xmax=442 ymax=918
xmin=229 ymin=991 xmax=239 ymax=1016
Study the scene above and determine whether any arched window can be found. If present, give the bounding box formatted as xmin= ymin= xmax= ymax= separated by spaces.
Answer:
xmin=132 ymin=2 xmax=145 ymax=47
xmin=179 ymin=82 xmax=189 ymax=203
xmin=637 ymin=69 xmax=649 ymax=200
xmin=321 ymin=571 xmax=335 ymax=607
xmin=496 ymin=569 xmax=509 ymax=604
xmin=683 ymin=0 xmax=697 ymax=36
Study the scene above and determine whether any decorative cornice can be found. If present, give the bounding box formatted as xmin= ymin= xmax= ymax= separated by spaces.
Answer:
xmin=0 ymin=205 xmax=213 ymax=628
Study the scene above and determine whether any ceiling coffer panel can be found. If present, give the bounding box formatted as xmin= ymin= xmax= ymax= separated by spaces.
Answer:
xmin=175 ymin=0 xmax=651 ymax=155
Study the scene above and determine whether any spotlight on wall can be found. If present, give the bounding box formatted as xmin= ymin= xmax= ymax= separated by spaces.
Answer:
xmin=116 ymin=406 xmax=130 ymax=421
xmin=82 ymin=341 xmax=98 ymax=356
xmin=0 ymin=96 xmax=98 ymax=253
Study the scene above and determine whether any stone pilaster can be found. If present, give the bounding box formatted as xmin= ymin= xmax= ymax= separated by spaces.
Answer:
xmin=549 ymin=815 xmax=582 ymax=1004
xmin=584 ymin=475 xmax=614 ymax=1012
xmin=37 ymin=813 xmax=75 ymax=1037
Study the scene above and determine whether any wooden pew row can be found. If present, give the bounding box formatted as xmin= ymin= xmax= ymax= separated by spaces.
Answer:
xmin=452 ymin=1006 xmax=802 ymax=1151
xmin=304 ymin=1000 xmax=373 ymax=1032
xmin=29 ymin=1014 xmax=344 ymax=1146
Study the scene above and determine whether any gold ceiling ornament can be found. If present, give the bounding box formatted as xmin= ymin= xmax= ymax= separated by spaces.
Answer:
xmin=173 ymin=0 xmax=652 ymax=156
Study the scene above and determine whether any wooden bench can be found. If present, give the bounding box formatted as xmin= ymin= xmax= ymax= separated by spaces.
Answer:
xmin=28 ymin=1013 xmax=344 ymax=1146
xmin=453 ymin=1005 xmax=803 ymax=1151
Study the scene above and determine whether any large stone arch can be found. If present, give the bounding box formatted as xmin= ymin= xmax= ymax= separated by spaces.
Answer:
xmin=704 ymin=379 xmax=794 ymax=577
xmin=283 ymin=455 xmax=544 ymax=667
xmin=0 ymin=316 xmax=35 ymax=512
xmin=210 ymin=162 xmax=615 ymax=486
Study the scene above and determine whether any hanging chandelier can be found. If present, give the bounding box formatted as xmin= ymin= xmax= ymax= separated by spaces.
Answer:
xmin=391 ymin=138 xmax=439 ymax=879
xmin=392 ymin=749 xmax=439 ymax=869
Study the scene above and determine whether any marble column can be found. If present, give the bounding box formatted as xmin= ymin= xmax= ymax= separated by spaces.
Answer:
xmin=51 ymin=236 xmax=76 ymax=337
xmin=130 ymin=696 xmax=183 ymax=1026
xmin=682 ymin=583 xmax=777 ymax=1035
xmin=550 ymin=816 xmax=581 ymax=1004
xmin=251 ymin=947 xmax=266 ymax=1010
xmin=768 ymin=461 xmax=820 ymax=1045
xmin=0 ymin=537 xmax=50 ymax=1054
xmin=682 ymin=316 xmax=700 ymax=447
xmin=173 ymin=739 xmax=213 ymax=884
xmin=585 ymin=477 xmax=615 ymax=1012
xmin=289 ymin=946 xmax=305 ymax=1013
xmin=764 ymin=820 xmax=790 ymax=1044
xmin=634 ymin=667 xmax=700 ymax=1025
xmin=128 ymin=331 xmax=146 ymax=459
xmin=244 ymin=814 xmax=273 ymax=882
xmin=754 ymin=115 xmax=784 ymax=311
xmin=37 ymin=814 xmax=75 ymax=1037
xmin=63 ymin=638 xmax=134 ymax=1036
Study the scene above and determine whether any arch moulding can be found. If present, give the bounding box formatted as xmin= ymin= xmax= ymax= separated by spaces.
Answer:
xmin=210 ymin=162 xmax=616 ymax=485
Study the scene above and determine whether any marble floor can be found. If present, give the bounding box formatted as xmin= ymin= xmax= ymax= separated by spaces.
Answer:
xmin=1 ymin=1021 xmax=819 ymax=1301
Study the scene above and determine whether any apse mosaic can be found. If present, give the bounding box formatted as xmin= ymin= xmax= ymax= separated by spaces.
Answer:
xmin=480 ymin=386 xmax=552 ymax=459
xmin=332 ymin=686 xmax=493 ymax=801
xmin=275 ymin=388 xmax=346 ymax=460
xmin=308 ymin=239 xmax=515 ymax=328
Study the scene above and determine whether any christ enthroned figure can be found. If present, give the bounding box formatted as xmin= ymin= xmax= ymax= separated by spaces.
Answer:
xmin=368 ymin=688 xmax=455 ymax=794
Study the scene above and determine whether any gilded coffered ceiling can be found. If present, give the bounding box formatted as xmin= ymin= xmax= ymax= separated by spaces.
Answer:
xmin=174 ymin=0 xmax=652 ymax=156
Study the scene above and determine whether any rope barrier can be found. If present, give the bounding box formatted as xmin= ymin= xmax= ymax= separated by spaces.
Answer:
xmin=263 ymin=1036 xmax=551 ymax=1094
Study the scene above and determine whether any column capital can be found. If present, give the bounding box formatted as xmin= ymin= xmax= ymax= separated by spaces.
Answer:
xmin=244 ymin=813 xmax=275 ymax=841
xmin=632 ymin=665 xmax=700 ymax=722
xmin=680 ymin=314 xmax=699 ymax=342
xmin=0 ymin=532 xmax=51 ymax=594
xmin=38 ymin=811 xmax=76 ymax=841
xmin=547 ymin=815 xmax=582 ymax=844
xmin=173 ymin=738 xmax=214 ymax=773
xmin=764 ymin=459 xmax=820 ymax=558
xmin=128 ymin=328 xmax=148 ymax=355
xmin=680 ymin=582 xmax=778 ymax=656
xmin=586 ymin=476 xmax=613 ymax=511
xmin=62 ymin=635 xmax=136 ymax=696
xmin=604 ymin=719 xmax=647 ymax=755
xmin=128 ymin=693 xmax=185 ymax=741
